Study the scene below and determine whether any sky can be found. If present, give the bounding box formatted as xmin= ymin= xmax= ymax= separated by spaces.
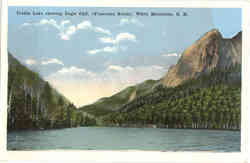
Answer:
xmin=8 ymin=7 xmax=241 ymax=107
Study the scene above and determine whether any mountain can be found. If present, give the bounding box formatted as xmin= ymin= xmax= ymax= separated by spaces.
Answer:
xmin=81 ymin=29 xmax=242 ymax=129
xmin=162 ymin=29 xmax=241 ymax=87
xmin=8 ymin=53 xmax=97 ymax=130
xmin=79 ymin=79 xmax=159 ymax=117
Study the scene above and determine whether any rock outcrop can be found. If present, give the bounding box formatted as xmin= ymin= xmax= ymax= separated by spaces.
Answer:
xmin=161 ymin=29 xmax=242 ymax=87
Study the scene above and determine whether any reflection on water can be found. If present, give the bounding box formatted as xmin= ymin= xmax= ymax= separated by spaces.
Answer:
xmin=8 ymin=127 xmax=240 ymax=151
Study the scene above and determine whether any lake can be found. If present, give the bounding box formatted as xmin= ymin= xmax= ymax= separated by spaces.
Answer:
xmin=7 ymin=127 xmax=240 ymax=151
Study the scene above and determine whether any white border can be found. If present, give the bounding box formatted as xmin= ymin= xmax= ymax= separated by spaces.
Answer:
xmin=0 ymin=0 xmax=8 ymax=156
xmin=1 ymin=0 xmax=249 ymax=162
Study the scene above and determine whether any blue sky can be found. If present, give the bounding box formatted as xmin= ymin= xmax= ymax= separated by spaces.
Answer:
xmin=8 ymin=7 xmax=241 ymax=107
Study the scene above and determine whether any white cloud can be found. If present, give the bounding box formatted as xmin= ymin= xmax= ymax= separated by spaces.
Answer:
xmin=77 ymin=21 xmax=111 ymax=35
xmin=162 ymin=53 xmax=179 ymax=57
xmin=116 ymin=33 xmax=136 ymax=42
xmin=88 ymin=33 xmax=135 ymax=55
xmin=99 ymin=32 xmax=137 ymax=44
xmin=59 ymin=33 xmax=70 ymax=40
xmin=151 ymin=65 xmax=164 ymax=70
xmin=94 ymin=27 xmax=112 ymax=35
xmin=108 ymin=65 xmax=123 ymax=71
xmin=107 ymin=65 xmax=134 ymax=72
xmin=87 ymin=46 xmax=118 ymax=55
xmin=47 ymin=66 xmax=96 ymax=81
xmin=21 ymin=22 xmax=32 ymax=27
xmin=39 ymin=19 xmax=60 ymax=30
xmin=58 ymin=66 xmax=87 ymax=74
xmin=36 ymin=19 xmax=72 ymax=40
xmin=103 ymin=46 xmax=118 ymax=53
xmin=87 ymin=49 xmax=100 ymax=55
xmin=87 ymin=49 xmax=101 ymax=55
xmin=59 ymin=25 xmax=77 ymax=40
xmin=41 ymin=58 xmax=64 ymax=66
xmin=99 ymin=37 xmax=116 ymax=44
xmin=25 ymin=59 xmax=37 ymax=65
xmin=24 ymin=58 xmax=64 ymax=66
xmin=119 ymin=18 xmax=144 ymax=27
xmin=61 ymin=20 xmax=70 ymax=26
xmin=46 ymin=64 xmax=167 ymax=107
xmin=21 ymin=19 xmax=112 ymax=40
xmin=66 ymin=25 xmax=77 ymax=35
xmin=77 ymin=21 xmax=92 ymax=29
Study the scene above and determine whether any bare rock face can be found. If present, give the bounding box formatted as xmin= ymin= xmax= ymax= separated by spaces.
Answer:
xmin=128 ymin=90 xmax=137 ymax=102
xmin=161 ymin=29 xmax=242 ymax=87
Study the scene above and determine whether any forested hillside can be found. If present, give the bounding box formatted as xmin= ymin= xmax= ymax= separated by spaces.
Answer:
xmin=79 ymin=79 xmax=159 ymax=117
xmin=8 ymin=53 xmax=96 ymax=130
xmin=102 ymin=66 xmax=241 ymax=129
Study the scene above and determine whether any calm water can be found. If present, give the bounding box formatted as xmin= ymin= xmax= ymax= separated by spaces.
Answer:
xmin=8 ymin=127 xmax=240 ymax=151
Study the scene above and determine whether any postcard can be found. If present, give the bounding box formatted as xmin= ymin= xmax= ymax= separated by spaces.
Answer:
xmin=0 ymin=0 xmax=249 ymax=162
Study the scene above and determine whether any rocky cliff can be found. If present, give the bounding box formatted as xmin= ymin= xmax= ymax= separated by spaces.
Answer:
xmin=162 ymin=29 xmax=242 ymax=87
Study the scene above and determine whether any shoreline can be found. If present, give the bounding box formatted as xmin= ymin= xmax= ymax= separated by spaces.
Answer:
xmin=7 ymin=125 xmax=240 ymax=132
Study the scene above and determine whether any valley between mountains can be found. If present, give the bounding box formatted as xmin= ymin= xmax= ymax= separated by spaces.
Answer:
xmin=7 ymin=29 xmax=242 ymax=130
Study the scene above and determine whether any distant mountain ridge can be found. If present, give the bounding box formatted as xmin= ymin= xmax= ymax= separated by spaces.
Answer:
xmin=79 ymin=79 xmax=159 ymax=116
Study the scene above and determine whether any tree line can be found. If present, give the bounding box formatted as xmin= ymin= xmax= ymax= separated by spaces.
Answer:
xmin=102 ymin=65 xmax=241 ymax=129
xmin=8 ymin=54 xmax=97 ymax=130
